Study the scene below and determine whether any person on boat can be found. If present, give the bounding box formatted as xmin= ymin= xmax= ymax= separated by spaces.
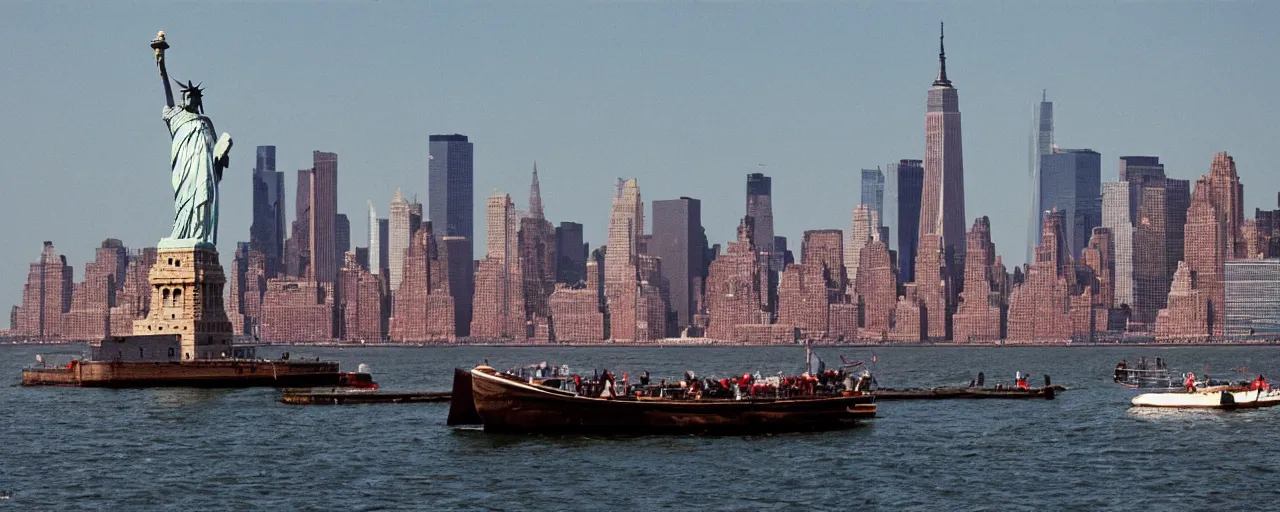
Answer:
xmin=1251 ymin=375 xmax=1270 ymax=391
xmin=639 ymin=370 xmax=650 ymax=386
xmin=1016 ymin=373 xmax=1030 ymax=390
xmin=1184 ymin=372 xmax=1196 ymax=392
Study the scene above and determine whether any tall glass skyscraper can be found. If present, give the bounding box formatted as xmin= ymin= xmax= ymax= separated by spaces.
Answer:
xmin=895 ymin=159 xmax=925 ymax=283
xmin=860 ymin=168 xmax=885 ymax=222
xmin=1027 ymin=92 xmax=1053 ymax=265
xmin=428 ymin=134 xmax=475 ymax=242
xmin=250 ymin=145 xmax=284 ymax=276
xmin=1039 ymin=148 xmax=1101 ymax=258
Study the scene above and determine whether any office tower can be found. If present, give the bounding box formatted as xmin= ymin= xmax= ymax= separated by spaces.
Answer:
xmin=1007 ymin=211 xmax=1074 ymax=341
xmin=63 ymin=239 xmax=129 ymax=341
xmin=108 ymin=248 xmax=158 ymax=337
xmin=1027 ymin=92 xmax=1053 ymax=264
xmin=409 ymin=200 xmax=424 ymax=239
xmin=555 ymin=222 xmax=586 ymax=285
xmin=388 ymin=189 xmax=411 ymax=291
xmin=652 ymin=197 xmax=704 ymax=331
xmin=376 ymin=219 xmax=389 ymax=275
xmin=471 ymin=191 xmax=524 ymax=339
xmin=15 ymin=242 xmax=73 ymax=338
xmin=1039 ymin=148 xmax=1102 ymax=257
xmin=861 ymin=168 xmax=886 ymax=222
xmin=895 ymin=159 xmax=925 ymax=283
xmin=259 ymin=278 xmax=335 ymax=342
xmin=1224 ymin=259 xmax=1280 ymax=337
xmin=309 ymin=151 xmax=338 ymax=283
xmin=388 ymin=229 xmax=457 ymax=342
xmin=249 ymin=145 xmax=284 ymax=276
xmin=604 ymin=179 xmax=644 ymax=341
xmin=428 ymin=134 xmax=475 ymax=243
xmin=1102 ymin=181 xmax=1136 ymax=308
xmin=706 ymin=219 xmax=767 ymax=341
xmin=442 ymin=236 xmax=473 ymax=337
xmin=801 ymin=229 xmax=845 ymax=301
xmin=1205 ymin=152 xmax=1245 ymax=259
xmin=334 ymin=213 xmax=350 ymax=266
xmin=367 ymin=201 xmax=380 ymax=276
xmin=1118 ymin=156 xmax=1190 ymax=327
xmin=520 ymin=167 xmax=557 ymax=321
xmin=919 ymin=23 xmax=967 ymax=299
xmin=952 ymin=217 xmax=1003 ymax=342
xmin=745 ymin=173 xmax=778 ymax=270
xmin=284 ymin=169 xmax=312 ymax=277
xmin=846 ymin=204 xmax=879 ymax=289
xmin=338 ymin=253 xmax=385 ymax=342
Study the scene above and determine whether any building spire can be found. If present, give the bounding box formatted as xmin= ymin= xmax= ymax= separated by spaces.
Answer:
xmin=933 ymin=21 xmax=952 ymax=87
xmin=529 ymin=161 xmax=545 ymax=219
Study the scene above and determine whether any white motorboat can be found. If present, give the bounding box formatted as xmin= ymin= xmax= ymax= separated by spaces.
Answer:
xmin=1131 ymin=387 xmax=1280 ymax=409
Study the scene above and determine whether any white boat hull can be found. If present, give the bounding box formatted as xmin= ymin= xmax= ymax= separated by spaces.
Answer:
xmin=1132 ymin=388 xmax=1280 ymax=409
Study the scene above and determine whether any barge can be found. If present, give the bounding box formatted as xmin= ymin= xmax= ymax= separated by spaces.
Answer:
xmin=20 ymin=336 xmax=350 ymax=388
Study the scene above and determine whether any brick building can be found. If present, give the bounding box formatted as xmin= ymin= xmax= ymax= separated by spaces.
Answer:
xmin=259 ymin=278 xmax=334 ymax=342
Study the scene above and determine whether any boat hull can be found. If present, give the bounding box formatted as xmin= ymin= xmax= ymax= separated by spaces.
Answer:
xmin=465 ymin=368 xmax=876 ymax=434
xmin=1131 ymin=389 xmax=1280 ymax=409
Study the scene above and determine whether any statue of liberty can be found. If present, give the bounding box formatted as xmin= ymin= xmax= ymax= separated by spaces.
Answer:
xmin=151 ymin=31 xmax=232 ymax=248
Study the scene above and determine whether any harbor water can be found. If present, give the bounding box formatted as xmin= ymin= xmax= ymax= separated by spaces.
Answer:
xmin=2 ymin=344 xmax=1278 ymax=510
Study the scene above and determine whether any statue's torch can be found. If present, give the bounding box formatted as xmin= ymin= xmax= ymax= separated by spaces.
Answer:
xmin=151 ymin=30 xmax=169 ymax=63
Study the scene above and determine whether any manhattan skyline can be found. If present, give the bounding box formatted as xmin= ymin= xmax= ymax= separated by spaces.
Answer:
xmin=2 ymin=2 xmax=1277 ymax=308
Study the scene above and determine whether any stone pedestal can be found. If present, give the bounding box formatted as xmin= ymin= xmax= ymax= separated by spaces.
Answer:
xmin=133 ymin=245 xmax=233 ymax=360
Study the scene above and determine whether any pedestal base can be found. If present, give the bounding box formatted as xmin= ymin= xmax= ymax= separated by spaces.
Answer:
xmin=133 ymin=245 xmax=233 ymax=360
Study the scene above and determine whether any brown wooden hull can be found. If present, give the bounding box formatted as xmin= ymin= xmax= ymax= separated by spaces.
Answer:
xmin=873 ymin=386 xmax=1065 ymax=401
xmin=464 ymin=368 xmax=876 ymax=434
xmin=20 ymin=360 xmax=342 ymax=388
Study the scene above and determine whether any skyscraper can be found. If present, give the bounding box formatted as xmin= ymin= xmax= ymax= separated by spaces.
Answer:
xmin=555 ymin=222 xmax=586 ymax=285
xmin=895 ymin=159 xmax=925 ymax=283
xmin=605 ymin=179 xmax=644 ymax=341
xmin=919 ymin=22 xmax=967 ymax=296
xmin=745 ymin=173 xmax=776 ymax=266
xmin=846 ymin=204 xmax=879 ymax=289
xmin=334 ymin=213 xmax=350 ymax=264
xmin=1027 ymin=92 xmax=1053 ymax=264
xmin=309 ymin=151 xmax=338 ymax=283
xmin=249 ymin=145 xmax=284 ymax=277
xmin=376 ymin=218 xmax=389 ymax=277
xmin=284 ymin=169 xmax=312 ymax=277
xmin=651 ymin=197 xmax=704 ymax=332
xmin=367 ymin=201 xmax=380 ymax=276
xmin=388 ymin=189 xmax=411 ymax=291
xmin=428 ymin=134 xmax=475 ymax=243
xmin=1102 ymin=181 xmax=1136 ymax=308
xmin=1039 ymin=148 xmax=1102 ymax=258
xmin=860 ymin=168 xmax=885 ymax=222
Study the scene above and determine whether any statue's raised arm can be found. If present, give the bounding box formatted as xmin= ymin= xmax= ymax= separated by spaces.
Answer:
xmin=151 ymin=31 xmax=174 ymax=108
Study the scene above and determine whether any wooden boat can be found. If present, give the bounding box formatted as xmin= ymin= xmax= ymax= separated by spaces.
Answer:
xmin=873 ymin=385 xmax=1064 ymax=400
xmin=447 ymin=366 xmax=876 ymax=434
xmin=281 ymin=389 xmax=451 ymax=405
xmin=1131 ymin=387 xmax=1280 ymax=409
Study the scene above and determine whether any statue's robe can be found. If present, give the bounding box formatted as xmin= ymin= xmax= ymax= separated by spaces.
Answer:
xmin=163 ymin=105 xmax=219 ymax=244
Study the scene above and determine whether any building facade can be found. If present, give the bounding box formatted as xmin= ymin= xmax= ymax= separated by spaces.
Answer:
xmin=427 ymin=134 xmax=475 ymax=243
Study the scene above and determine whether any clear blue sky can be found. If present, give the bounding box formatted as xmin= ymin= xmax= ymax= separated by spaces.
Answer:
xmin=1 ymin=1 xmax=1276 ymax=309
